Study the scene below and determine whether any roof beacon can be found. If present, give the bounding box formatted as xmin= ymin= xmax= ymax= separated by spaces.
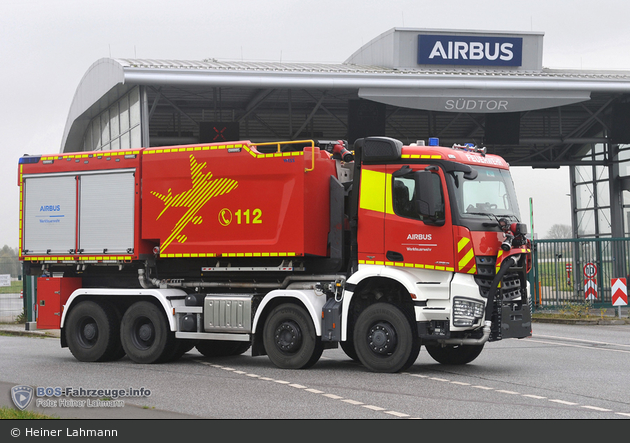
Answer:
xmin=428 ymin=137 xmax=439 ymax=146
xmin=452 ymin=143 xmax=487 ymax=157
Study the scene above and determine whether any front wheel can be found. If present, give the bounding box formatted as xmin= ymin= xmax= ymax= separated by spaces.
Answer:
xmin=263 ymin=303 xmax=323 ymax=369
xmin=353 ymin=303 xmax=420 ymax=373
xmin=424 ymin=343 xmax=484 ymax=365
xmin=120 ymin=301 xmax=175 ymax=364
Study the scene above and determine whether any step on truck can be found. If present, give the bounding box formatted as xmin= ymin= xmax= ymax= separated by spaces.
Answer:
xmin=18 ymin=136 xmax=532 ymax=373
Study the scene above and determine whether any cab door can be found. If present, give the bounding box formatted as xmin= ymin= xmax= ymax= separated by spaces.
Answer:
xmin=383 ymin=164 xmax=455 ymax=272
xmin=356 ymin=165 xmax=387 ymax=263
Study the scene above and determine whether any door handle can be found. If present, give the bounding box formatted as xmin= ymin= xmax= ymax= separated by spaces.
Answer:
xmin=386 ymin=251 xmax=404 ymax=262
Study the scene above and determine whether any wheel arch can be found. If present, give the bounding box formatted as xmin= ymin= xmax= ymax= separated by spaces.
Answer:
xmin=60 ymin=288 xmax=188 ymax=332
xmin=341 ymin=270 xmax=418 ymax=341
xmin=252 ymin=290 xmax=326 ymax=338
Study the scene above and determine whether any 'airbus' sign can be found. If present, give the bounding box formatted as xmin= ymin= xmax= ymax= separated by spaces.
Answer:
xmin=418 ymin=35 xmax=523 ymax=67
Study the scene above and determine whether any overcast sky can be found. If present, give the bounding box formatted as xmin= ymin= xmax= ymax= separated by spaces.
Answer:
xmin=2 ymin=0 xmax=630 ymax=249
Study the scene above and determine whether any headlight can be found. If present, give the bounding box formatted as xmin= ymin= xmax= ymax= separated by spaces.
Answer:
xmin=453 ymin=297 xmax=485 ymax=327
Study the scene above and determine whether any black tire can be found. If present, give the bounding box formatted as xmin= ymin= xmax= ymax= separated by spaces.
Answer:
xmin=106 ymin=305 xmax=126 ymax=361
xmin=424 ymin=343 xmax=484 ymax=365
xmin=163 ymin=339 xmax=197 ymax=362
xmin=340 ymin=338 xmax=359 ymax=362
xmin=120 ymin=301 xmax=176 ymax=364
xmin=262 ymin=303 xmax=323 ymax=369
xmin=65 ymin=300 xmax=123 ymax=362
xmin=353 ymin=303 xmax=420 ymax=373
xmin=195 ymin=340 xmax=251 ymax=357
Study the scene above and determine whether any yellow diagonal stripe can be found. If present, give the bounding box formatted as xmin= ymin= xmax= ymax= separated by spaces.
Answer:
xmin=458 ymin=248 xmax=474 ymax=270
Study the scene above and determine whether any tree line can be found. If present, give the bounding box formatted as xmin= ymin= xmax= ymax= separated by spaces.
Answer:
xmin=0 ymin=245 xmax=20 ymax=278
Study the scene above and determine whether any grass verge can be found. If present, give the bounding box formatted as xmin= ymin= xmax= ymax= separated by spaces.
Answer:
xmin=0 ymin=406 xmax=58 ymax=419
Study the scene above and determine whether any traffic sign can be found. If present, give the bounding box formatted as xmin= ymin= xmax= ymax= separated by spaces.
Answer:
xmin=584 ymin=263 xmax=598 ymax=300
xmin=584 ymin=262 xmax=597 ymax=278
xmin=611 ymin=278 xmax=628 ymax=306
xmin=585 ymin=278 xmax=598 ymax=300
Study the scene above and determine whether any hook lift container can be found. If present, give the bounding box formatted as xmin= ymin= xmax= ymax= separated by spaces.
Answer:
xmin=18 ymin=136 xmax=531 ymax=372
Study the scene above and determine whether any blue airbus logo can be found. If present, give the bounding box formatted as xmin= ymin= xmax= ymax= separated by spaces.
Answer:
xmin=418 ymin=35 xmax=523 ymax=67
xmin=40 ymin=205 xmax=61 ymax=212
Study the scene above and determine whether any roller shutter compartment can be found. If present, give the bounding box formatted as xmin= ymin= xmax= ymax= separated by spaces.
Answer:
xmin=78 ymin=171 xmax=135 ymax=254
xmin=23 ymin=175 xmax=77 ymax=255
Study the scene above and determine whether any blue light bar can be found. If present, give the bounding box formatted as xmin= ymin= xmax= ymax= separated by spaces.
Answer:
xmin=428 ymin=137 xmax=439 ymax=146
xmin=19 ymin=156 xmax=41 ymax=164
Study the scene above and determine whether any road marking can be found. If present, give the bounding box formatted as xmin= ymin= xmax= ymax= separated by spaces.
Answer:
xmin=342 ymin=399 xmax=364 ymax=405
xmin=199 ymin=360 xmax=629 ymax=419
xmin=522 ymin=394 xmax=547 ymax=399
xmin=305 ymin=388 xmax=324 ymax=394
xmin=533 ymin=334 xmax=630 ymax=349
xmin=195 ymin=360 xmax=418 ymax=418
xmin=404 ymin=371 xmax=630 ymax=418
xmin=549 ymin=399 xmax=578 ymax=405
xmin=385 ymin=410 xmax=410 ymax=418
xmin=581 ymin=405 xmax=612 ymax=412
xmin=362 ymin=405 xmax=386 ymax=411
xmin=528 ymin=338 xmax=630 ymax=354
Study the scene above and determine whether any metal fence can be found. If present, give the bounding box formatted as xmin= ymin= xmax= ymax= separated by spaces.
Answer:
xmin=530 ymin=237 xmax=630 ymax=309
xmin=0 ymin=280 xmax=23 ymax=323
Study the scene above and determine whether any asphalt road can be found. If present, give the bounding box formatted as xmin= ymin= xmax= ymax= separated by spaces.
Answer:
xmin=1 ymin=322 xmax=630 ymax=420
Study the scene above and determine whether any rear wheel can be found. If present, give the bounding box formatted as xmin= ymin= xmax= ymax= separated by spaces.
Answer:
xmin=65 ymin=300 xmax=123 ymax=362
xmin=263 ymin=303 xmax=323 ymax=369
xmin=353 ymin=303 xmax=420 ymax=373
xmin=196 ymin=340 xmax=251 ymax=357
xmin=120 ymin=301 xmax=175 ymax=364
xmin=424 ymin=344 xmax=484 ymax=365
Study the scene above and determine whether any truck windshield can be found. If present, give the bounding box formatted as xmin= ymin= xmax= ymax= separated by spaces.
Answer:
xmin=449 ymin=166 xmax=521 ymax=224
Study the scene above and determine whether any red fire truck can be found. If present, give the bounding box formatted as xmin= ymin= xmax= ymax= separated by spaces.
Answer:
xmin=18 ymin=136 xmax=531 ymax=373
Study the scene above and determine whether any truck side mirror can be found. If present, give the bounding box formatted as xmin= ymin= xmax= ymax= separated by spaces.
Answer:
xmin=414 ymin=171 xmax=445 ymax=226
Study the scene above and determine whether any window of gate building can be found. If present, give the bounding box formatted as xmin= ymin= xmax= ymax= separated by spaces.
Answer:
xmin=82 ymin=87 xmax=142 ymax=151
xmin=619 ymin=144 xmax=630 ymax=236
xmin=572 ymin=143 xmax=611 ymax=238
